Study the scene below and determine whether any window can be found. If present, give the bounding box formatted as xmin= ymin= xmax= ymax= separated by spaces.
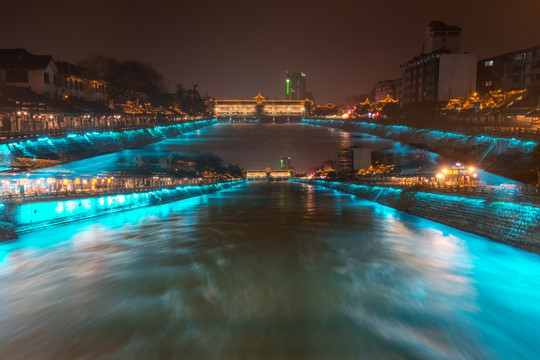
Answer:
xmin=484 ymin=80 xmax=492 ymax=87
xmin=514 ymin=53 xmax=526 ymax=61
xmin=5 ymin=69 xmax=28 ymax=82
xmin=484 ymin=60 xmax=493 ymax=67
xmin=43 ymin=72 xmax=50 ymax=84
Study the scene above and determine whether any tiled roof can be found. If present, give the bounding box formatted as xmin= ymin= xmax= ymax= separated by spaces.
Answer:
xmin=0 ymin=49 xmax=53 ymax=70
xmin=55 ymin=61 xmax=84 ymax=77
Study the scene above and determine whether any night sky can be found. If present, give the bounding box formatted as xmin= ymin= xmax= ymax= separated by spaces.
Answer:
xmin=2 ymin=0 xmax=540 ymax=103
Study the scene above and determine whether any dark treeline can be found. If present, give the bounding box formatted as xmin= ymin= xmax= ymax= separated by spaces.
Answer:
xmin=78 ymin=55 xmax=211 ymax=116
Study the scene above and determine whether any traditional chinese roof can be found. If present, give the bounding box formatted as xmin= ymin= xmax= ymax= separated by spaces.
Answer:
xmin=358 ymin=98 xmax=373 ymax=106
xmin=0 ymin=85 xmax=50 ymax=105
xmin=443 ymin=89 xmax=528 ymax=113
xmin=0 ymin=84 xmax=79 ymax=112
xmin=55 ymin=61 xmax=85 ymax=78
xmin=378 ymin=95 xmax=398 ymax=104
xmin=64 ymin=96 xmax=117 ymax=114
xmin=214 ymin=94 xmax=308 ymax=105
xmin=254 ymin=92 xmax=265 ymax=104
xmin=0 ymin=49 xmax=54 ymax=70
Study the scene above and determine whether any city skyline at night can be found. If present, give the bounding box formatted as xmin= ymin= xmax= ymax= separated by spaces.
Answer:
xmin=2 ymin=0 xmax=540 ymax=103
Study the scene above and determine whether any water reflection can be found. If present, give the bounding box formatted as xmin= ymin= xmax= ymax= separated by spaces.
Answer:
xmin=38 ymin=123 xmax=393 ymax=176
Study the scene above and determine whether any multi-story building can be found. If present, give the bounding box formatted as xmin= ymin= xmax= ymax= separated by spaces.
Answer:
xmin=477 ymin=45 xmax=540 ymax=95
xmin=335 ymin=147 xmax=371 ymax=173
xmin=280 ymin=156 xmax=292 ymax=170
xmin=373 ymin=79 xmax=402 ymax=102
xmin=56 ymin=61 xmax=108 ymax=102
xmin=285 ymin=71 xmax=306 ymax=100
xmin=401 ymin=21 xmax=477 ymax=106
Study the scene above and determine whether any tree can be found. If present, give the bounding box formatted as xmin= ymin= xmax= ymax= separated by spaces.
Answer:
xmin=175 ymin=84 xmax=211 ymax=116
xmin=78 ymin=55 xmax=165 ymax=104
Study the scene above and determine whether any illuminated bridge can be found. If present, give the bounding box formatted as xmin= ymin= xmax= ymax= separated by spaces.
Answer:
xmin=211 ymin=93 xmax=312 ymax=121
xmin=246 ymin=168 xmax=291 ymax=180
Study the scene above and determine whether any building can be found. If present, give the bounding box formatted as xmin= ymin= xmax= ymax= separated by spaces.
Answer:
xmin=373 ymin=79 xmax=402 ymax=103
xmin=0 ymin=49 xmax=60 ymax=99
xmin=0 ymin=49 xmax=108 ymax=103
xmin=401 ymin=21 xmax=477 ymax=106
xmin=372 ymin=144 xmax=430 ymax=175
xmin=423 ymin=20 xmax=462 ymax=54
xmin=55 ymin=61 xmax=108 ymax=102
xmin=477 ymin=45 xmax=540 ymax=95
xmin=280 ymin=156 xmax=292 ymax=170
xmin=335 ymin=147 xmax=371 ymax=173
xmin=285 ymin=71 xmax=306 ymax=100
xmin=213 ymin=93 xmax=312 ymax=121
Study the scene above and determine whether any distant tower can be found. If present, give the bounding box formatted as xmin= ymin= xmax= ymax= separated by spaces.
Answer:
xmin=280 ymin=156 xmax=292 ymax=170
xmin=285 ymin=71 xmax=306 ymax=100
xmin=423 ymin=21 xmax=462 ymax=54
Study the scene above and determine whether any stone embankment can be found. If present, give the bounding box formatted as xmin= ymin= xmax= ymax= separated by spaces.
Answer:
xmin=0 ymin=119 xmax=217 ymax=169
xmin=0 ymin=180 xmax=244 ymax=240
xmin=293 ymin=179 xmax=540 ymax=254
xmin=302 ymin=118 xmax=538 ymax=184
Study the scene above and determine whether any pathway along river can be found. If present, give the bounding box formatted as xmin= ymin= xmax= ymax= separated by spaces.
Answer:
xmin=1 ymin=123 xmax=539 ymax=359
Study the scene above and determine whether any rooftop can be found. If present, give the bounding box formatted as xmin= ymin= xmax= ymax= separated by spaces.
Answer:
xmin=0 ymin=49 xmax=54 ymax=70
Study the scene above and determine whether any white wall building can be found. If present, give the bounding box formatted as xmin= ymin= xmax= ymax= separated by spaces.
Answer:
xmin=438 ymin=53 xmax=478 ymax=101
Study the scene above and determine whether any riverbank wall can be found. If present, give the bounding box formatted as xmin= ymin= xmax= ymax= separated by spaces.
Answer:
xmin=302 ymin=118 xmax=538 ymax=184
xmin=0 ymin=119 xmax=217 ymax=170
xmin=293 ymin=179 xmax=540 ymax=254
xmin=0 ymin=180 xmax=244 ymax=239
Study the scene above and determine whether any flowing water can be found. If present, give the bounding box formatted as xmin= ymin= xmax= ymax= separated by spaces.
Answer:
xmin=1 ymin=182 xmax=540 ymax=359
xmin=1 ymin=123 xmax=539 ymax=359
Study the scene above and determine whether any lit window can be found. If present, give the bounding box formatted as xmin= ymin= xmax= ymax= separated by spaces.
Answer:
xmin=484 ymin=60 xmax=493 ymax=67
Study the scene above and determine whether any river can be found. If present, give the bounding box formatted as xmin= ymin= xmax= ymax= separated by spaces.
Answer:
xmin=1 ymin=123 xmax=539 ymax=359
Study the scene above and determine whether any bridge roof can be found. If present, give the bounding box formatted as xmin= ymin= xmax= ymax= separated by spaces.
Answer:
xmin=215 ymin=99 xmax=308 ymax=105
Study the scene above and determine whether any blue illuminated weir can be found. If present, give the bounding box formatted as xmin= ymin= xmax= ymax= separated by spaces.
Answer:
xmin=302 ymin=119 xmax=538 ymax=154
xmin=0 ymin=119 xmax=218 ymax=170
xmin=292 ymin=179 xmax=540 ymax=253
xmin=9 ymin=180 xmax=244 ymax=233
